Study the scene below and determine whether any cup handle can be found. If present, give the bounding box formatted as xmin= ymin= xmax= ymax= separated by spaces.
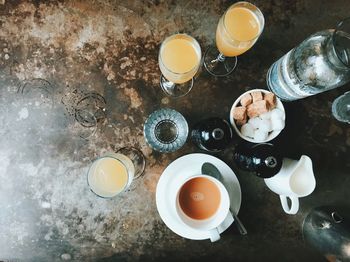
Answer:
xmin=209 ymin=228 xmax=220 ymax=242
xmin=280 ymin=195 xmax=299 ymax=215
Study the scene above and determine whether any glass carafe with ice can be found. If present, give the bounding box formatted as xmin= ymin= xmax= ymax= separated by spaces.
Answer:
xmin=267 ymin=18 xmax=350 ymax=101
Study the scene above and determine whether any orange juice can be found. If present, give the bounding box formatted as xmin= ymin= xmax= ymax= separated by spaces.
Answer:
xmin=159 ymin=34 xmax=201 ymax=84
xmin=216 ymin=6 xmax=261 ymax=57
xmin=88 ymin=157 xmax=129 ymax=197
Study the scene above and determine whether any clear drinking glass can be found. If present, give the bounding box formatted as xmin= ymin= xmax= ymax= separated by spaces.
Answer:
xmin=332 ymin=91 xmax=350 ymax=124
xmin=116 ymin=147 xmax=146 ymax=179
xmin=143 ymin=108 xmax=189 ymax=152
xmin=87 ymin=148 xmax=145 ymax=198
xmin=159 ymin=34 xmax=202 ymax=97
xmin=204 ymin=1 xmax=264 ymax=77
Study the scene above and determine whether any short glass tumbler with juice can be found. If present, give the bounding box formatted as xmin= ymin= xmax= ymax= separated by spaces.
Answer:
xmin=87 ymin=153 xmax=134 ymax=198
xmin=159 ymin=34 xmax=202 ymax=97
xmin=204 ymin=1 xmax=264 ymax=77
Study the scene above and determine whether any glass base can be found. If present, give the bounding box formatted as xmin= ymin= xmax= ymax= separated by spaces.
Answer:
xmin=332 ymin=91 xmax=350 ymax=124
xmin=73 ymin=109 xmax=97 ymax=140
xmin=117 ymin=147 xmax=146 ymax=179
xmin=160 ymin=75 xmax=193 ymax=98
xmin=204 ymin=45 xmax=237 ymax=77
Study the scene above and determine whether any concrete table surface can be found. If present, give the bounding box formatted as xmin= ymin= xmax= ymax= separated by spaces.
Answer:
xmin=0 ymin=0 xmax=349 ymax=261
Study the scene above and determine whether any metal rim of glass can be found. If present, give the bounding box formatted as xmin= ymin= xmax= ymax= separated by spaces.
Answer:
xmin=86 ymin=155 xmax=132 ymax=199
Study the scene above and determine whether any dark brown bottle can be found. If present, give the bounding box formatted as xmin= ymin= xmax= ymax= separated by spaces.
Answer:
xmin=191 ymin=117 xmax=233 ymax=152
xmin=233 ymin=143 xmax=282 ymax=178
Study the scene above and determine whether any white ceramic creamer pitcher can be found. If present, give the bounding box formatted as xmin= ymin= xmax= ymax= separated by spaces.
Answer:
xmin=264 ymin=155 xmax=316 ymax=215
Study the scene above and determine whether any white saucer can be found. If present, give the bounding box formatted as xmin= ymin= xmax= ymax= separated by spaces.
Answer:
xmin=156 ymin=153 xmax=242 ymax=240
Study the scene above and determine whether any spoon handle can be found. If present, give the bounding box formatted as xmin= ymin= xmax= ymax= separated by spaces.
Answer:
xmin=232 ymin=211 xmax=247 ymax=235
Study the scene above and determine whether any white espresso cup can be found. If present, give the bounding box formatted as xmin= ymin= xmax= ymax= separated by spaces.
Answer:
xmin=175 ymin=174 xmax=232 ymax=242
xmin=264 ymin=155 xmax=316 ymax=215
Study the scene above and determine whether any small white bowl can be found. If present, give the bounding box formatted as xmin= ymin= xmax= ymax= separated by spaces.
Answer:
xmin=229 ymin=89 xmax=285 ymax=143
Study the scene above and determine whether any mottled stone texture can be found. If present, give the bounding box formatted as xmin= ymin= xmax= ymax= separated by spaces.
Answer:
xmin=0 ymin=0 xmax=349 ymax=261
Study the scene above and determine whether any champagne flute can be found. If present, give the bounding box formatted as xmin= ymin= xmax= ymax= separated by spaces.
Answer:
xmin=159 ymin=34 xmax=202 ymax=97
xmin=204 ymin=1 xmax=264 ymax=77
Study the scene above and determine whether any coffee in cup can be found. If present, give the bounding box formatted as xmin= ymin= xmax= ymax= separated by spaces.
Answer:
xmin=175 ymin=175 xmax=232 ymax=242
xmin=179 ymin=177 xmax=221 ymax=220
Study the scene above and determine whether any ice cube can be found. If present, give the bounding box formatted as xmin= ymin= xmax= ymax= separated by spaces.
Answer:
xmin=271 ymin=118 xmax=285 ymax=131
xmin=248 ymin=117 xmax=262 ymax=129
xmin=254 ymin=129 xmax=268 ymax=141
xmin=241 ymin=123 xmax=255 ymax=138
xmin=271 ymin=108 xmax=285 ymax=120
xmin=258 ymin=119 xmax=272 ymax=132
xmin=260 ymin=111 xmax=272 ymax=120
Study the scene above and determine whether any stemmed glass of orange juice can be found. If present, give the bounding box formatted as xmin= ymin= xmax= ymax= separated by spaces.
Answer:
xmin=159 ymin=34 xmax=202 ymax=97
xmin=204 ymin=2 xmax=264 ymax=77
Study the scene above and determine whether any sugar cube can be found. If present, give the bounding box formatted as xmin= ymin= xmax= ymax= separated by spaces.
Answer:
xmin=271 ymin=108 xmax=285 ymax=120
xmin=247 ymin=100 xmax=269 ymax=118
xmin=240 ymin=93 xmax=253 ymax=107
xmin=264 ymin=93 xmax=277 ymax=109
xmin=236 ymin=115 xmax=247 ymax=126
xmin=233 ymin=106 xmax=247 ymax=121
xmin=254 ymin=129 xmax=268 ymax=141
xmin=248 ymin=117 xmax=262 ymax=129
xmin=251 ymin=91 xmax=263 ymax=102
xmin=258 ymin=119 xmax=272 ymax=132
xmin=241 ymin=123 xmax=255 ymax=138
xmin=271 ymin=118 xmax=285 ymax=131
xmin=260 ymin=111 xmax=272 ymax=120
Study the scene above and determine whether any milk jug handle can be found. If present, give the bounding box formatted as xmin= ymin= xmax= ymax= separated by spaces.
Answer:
xmin=280 ymin=195 xmax=299 ymax=215
xmin=209 ymin=228 xmax=220 ymax=242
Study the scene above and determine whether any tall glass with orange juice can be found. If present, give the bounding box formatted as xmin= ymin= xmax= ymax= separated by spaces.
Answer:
xmin=159 ymin=34 xmax=202 ymax=97
xmin=204 ymin=2 xmax=264 ymax=77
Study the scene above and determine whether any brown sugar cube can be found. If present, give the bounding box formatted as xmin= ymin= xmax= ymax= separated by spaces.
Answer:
xmin=247 ymin=100 xmax=269 ymax=118
xmin=251 ymin=91 xmax=263 ymax=103
xmin=240 ymin=93 xmax=253 ymax=107
xmin=264 ymin=92 xmax=277 ymax=109
xmin=232 ymin=106 xmax=247 ymax=121
xmin=236 ymin=115 xmax=247 ymax=126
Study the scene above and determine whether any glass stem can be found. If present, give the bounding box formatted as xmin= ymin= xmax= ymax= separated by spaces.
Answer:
xmin=210 ymin=53 xmax=226 ymax=64
xmin=217 ymin=53 xmax=226 ymax=62
xmin=161 ymin=75 xmax=175 ymax=89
